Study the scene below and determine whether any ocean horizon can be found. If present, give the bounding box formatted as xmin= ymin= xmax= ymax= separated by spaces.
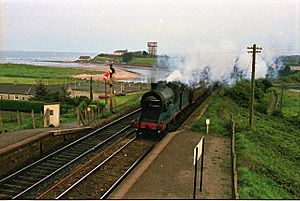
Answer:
xmin=0 ymin=50 xmax=99 ymax=67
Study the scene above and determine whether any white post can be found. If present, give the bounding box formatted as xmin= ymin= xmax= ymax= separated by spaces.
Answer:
xmin=206 ymin=119 xmax=210 ymax=134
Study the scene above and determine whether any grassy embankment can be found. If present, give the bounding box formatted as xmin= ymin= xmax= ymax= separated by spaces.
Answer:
xmin=0 ymin=63 xmax=102 ymax=85
xmin=191 ymin=87 xmax=299 ymax=199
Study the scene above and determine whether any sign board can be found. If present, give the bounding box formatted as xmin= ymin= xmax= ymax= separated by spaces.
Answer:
xmin=206 ymin=118 xmax=210 ymax=125
xmin=193 ymin=137 xmax=204 ymax=165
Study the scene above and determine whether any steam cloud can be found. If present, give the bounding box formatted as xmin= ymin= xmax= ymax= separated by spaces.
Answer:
xmin=157 ymin=40 xmax=292 ymax=86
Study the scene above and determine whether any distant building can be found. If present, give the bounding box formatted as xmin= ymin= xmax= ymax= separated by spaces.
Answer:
xmin=77 ymin=56 xmax=92 ymax=62
xmin=290 ymin=66 xmax=300 ymax=71
xmin=113 ymin=49 xmax=128 ymax=56
xmin=147 ymin=41 xmax=157 ymax=57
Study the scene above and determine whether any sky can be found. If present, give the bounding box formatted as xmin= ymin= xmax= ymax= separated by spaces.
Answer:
xmin=0 ymin=0 xmax=299 ymax=56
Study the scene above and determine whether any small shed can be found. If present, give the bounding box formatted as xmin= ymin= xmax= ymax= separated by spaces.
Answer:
xmin=44 ymin=103 xmax=60 ymax=127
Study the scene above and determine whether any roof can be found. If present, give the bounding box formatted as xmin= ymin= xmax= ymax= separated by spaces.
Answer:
xmin=78 ymin=56 xmax=91 ymax=60
xmin=0 ymin=83 xmax=33 ymax=95
xmin=114 ymin=50 xmax=128 ymax=53
xmin=0 ymin=83 xmax=69 ymax=95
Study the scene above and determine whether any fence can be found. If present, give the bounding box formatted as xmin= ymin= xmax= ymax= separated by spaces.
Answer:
xmin=0 ymin=110 xmax=43 ymax=133
xmin=230 ymin=118 xmax=239 ymax=199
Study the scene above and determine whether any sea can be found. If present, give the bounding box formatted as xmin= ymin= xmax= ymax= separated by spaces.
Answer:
xmin=0 ymin=50 xmax=170 ymax=82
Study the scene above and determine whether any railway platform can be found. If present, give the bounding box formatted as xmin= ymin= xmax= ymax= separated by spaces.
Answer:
xmin=109 ymin=129 xmax=232 ymax=199
xmin=108 ymin=130 xmax=200 ymax=199
xmin=0 ymin=123 xmax=76 ymax=149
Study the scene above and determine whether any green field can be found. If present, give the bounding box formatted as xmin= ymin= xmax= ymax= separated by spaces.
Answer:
xmin=0 ymin=63 xmax=102 ymax=84
xmin=192 ymin=89 xmax=300 ymax=199
xmin=127 ymin=57 xmax=157 ymax=66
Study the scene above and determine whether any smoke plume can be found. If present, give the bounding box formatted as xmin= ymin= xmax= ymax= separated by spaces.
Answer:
xmin=157 ymin=40 xmax=293 ymax=86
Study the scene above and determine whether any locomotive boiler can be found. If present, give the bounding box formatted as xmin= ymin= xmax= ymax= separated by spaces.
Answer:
xmin=133 ymin=81 xmax=207 ymax=135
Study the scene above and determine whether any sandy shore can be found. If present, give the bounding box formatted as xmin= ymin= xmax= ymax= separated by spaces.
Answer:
xmin=72 ymin=65 xmax=140 ymax=81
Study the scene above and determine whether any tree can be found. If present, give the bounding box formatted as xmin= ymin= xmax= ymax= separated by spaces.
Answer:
xmin=30 ymin=82 xmax=49 ymax=102
xmin=142 ymin=51 xmax=148 ymax=57
xmin=122 ymin=52 xmax=133 ymax=62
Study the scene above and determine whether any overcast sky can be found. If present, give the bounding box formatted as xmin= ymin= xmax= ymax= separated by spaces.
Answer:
xmin=0 ymin=0 xmax=299 ymax=55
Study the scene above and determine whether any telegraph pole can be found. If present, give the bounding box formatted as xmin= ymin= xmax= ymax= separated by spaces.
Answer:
xmin=89 ymin=77 xmax=93 ymax=102
xmin=247 ymin=44 xmax=262 ymax=129
xmin=109 ymin=64 xmax=115 ymax=112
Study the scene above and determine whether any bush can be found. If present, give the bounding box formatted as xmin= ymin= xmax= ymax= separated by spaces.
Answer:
xmin=0 ymin=99 xmax=44 ymax=112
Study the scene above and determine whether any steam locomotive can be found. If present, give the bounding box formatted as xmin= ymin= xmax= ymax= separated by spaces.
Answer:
xmin=133 ymin=81 xmax=208 ymax=135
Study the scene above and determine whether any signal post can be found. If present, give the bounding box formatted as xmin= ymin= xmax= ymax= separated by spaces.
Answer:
xmin=109 ymin=64 xmax=115 ymax=112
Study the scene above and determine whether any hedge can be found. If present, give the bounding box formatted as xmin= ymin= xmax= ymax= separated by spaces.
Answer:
xmin=0 ymin=99 xmax=44 ymax=112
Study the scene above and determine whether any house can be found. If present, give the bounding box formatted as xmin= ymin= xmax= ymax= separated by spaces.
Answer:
xmin=76 ymin=56 xmax=92 ymax=62
xmin=113 ymin=49 xmax=128 ymax=56
xmin=290 ymin=66 xmax=300 ymax=71
xmin=0 ymin=83 xmax=73 ymax=101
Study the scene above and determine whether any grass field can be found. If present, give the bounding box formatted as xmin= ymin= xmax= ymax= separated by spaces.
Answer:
xmin=0 ymin=63 xmax=102 ymax=84
xmin=127 ymin=57 xmax=157 ymax=66
xmin=192 ymin=90 xmax=300 ymax=199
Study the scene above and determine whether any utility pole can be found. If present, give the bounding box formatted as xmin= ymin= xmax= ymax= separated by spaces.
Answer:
xmin=109 ymin=64 xmax=115 ymax=112
xmin=104 ymin=80 xmax=108 ymax=104
xmin=247 ymin=44 xmax=262 ymax=129
xmin=89 ymin=77 xmax=93 ymax=102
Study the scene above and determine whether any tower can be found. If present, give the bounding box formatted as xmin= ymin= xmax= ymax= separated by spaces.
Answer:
xmin=147 ymin=42 xmax=158 ymax=57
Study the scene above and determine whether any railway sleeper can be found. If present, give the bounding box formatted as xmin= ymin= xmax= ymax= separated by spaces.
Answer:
xmin=0 ymin=188 xmax=18 ymax=195
xmin=0 ymin=192 xmax=12 ymax=199
xmin=23 ymin=172 xmax=46 ymax=178
xmin=35 ymin=165 xmax=57 ymax=171
xmin=3 ymin=183 xmax=25 ymax=190
xmin=18 ymin=175 xmax=41 ymax=182
xmin=11 ymin=179 xmax=33 ymax=185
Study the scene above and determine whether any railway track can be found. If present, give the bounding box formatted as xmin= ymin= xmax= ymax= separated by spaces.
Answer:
xmin=0 ymin=108 xmax=141 ymax=199
xmin=35 ymin=90 xmax=214 ymax=199
xmin=39 ymin=133 xmax=155 ymax=199
xmin=0 ymin=87 xmax=217 ymax=199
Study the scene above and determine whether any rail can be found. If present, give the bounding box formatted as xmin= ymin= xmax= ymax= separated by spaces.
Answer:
xmin=0 ymin=108 xmax=141 ymax=199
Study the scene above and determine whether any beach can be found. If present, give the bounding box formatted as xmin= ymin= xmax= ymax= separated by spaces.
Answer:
xmin=73 ymin=65 xmax=141 ymax=81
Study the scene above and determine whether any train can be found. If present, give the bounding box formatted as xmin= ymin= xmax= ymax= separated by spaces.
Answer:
xmin=133 ymin=81 xmax=208 ymax=135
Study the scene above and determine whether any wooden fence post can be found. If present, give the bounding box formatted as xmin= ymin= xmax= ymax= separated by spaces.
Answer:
xmin=91 ymin=107 xmax=94 ymax=120
xmin=17 ymin=110 xmax=21 ymax=128
xmin=32 ymin=109 xmax=36 ymax=129
xmin=0 ymin=110 xmax=3 ymax=133
xmin=230 ymin=117 xmax=239 ymax=199
xmin=40 ymin=111 xmax=43 ymax=128
xmin=77 ymin=107 xmax=80 ymax=128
